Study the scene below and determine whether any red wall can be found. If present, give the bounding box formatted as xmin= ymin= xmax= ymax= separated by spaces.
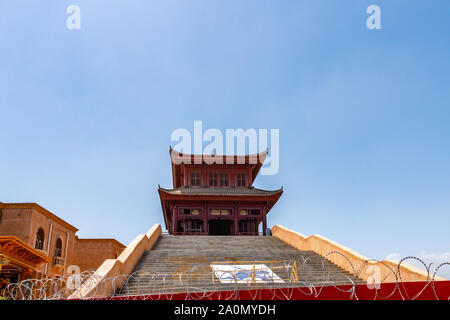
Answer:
xmin=104 ymin=281 xmax=450 ymax=300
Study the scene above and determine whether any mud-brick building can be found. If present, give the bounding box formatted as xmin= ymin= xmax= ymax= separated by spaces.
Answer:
xmin=0 ymin=202 xmax=125 ymax=283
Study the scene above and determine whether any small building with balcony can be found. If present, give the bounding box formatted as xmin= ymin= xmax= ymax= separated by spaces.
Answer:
xmin=0 ymin=202 xmax=125 ymax=283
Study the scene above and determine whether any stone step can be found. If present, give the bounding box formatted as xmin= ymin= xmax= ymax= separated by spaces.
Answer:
xmin=116 ymin=235 xmax=361 ymax=296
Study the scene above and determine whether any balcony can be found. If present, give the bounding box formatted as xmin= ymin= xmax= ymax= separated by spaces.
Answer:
xmin=238 ymin=231 xmax=259 ymax=236
xmin=51 ymin=256 xmax=65 ymax=274
xmin=175 ymin=228 xmax=208 ymax=236
xmin=52 ymin=256 xmax=64 ymax=266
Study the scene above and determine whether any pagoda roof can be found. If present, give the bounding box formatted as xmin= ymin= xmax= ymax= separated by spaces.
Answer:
xmin=158 ymin=186 xmax=283 ymax=231
xmin=169 ymin=148 xmax=268 ymax=188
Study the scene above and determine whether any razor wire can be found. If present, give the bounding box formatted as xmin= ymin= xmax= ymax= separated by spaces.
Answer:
xmin=1 ymin=254 xmax=448 ymax=300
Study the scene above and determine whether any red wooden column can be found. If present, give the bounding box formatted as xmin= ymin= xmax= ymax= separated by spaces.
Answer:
xmin=233 ymin=203 xmax=239 ymax=235
xmin=183 ymin=166 xmax=188 ymax=186
xmin=202 ymin=167 xmax=207 ymax=187
xmin=172 ymin=205 xmax=178 ymax=235
xmin=262 ymin=206 xmax=267 ymax=236
xmin=247 ymin=167 xmax=252 ymax=187
xmin=202 ymin=205 xmax=208 ymax=234
xmin=231 ymin=168 xmax=236 ymax=187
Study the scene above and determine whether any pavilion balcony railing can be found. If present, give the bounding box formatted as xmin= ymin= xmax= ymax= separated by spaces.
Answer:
xmin=165 ymin=231 xmax=269 ymax=236
xmin=173 ymin=231 xmax=209 ymax=236
xmin=238 ymin=231 xmax=259 ymax=236
xmin=183 ymin=228 xmax=203 ymax=233
xmin=52 ymin=257 xmax=64 ymax=266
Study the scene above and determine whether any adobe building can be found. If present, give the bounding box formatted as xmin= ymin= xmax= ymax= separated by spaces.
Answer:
xmin=158 ymin=148 xmax=283 ymax=235
xmin=72 ymin=237 xmax=124 ymax=272
xmin=0 ymin=202 xmax=125 ymax=283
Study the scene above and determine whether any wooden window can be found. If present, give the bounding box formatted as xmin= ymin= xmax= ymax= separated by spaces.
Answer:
xmin=35 ymin=228 xmax=45 ymax=250
xmin=54 ymin=238 xmax=62 ymax=257
xmin=190 ymin=171 xmax=201 ymax=186
xmin=209 ymin=172 xmax=218 ymax=186
xmin=181 ymin=208 xmax=201 ymax=215
xmin=185 ymin=219 xmax=203 ymax=233
xmin=210 ymin=209 xmax=221 ymax=216
xmin=250 ymin=209 xmax=260 ymax=215
xmin=239 ymin=220 xmax=248 ymax=233
xmin=220 ymin=172 xmax=229 ymax=186
xmin=177 ymin=220 xmax=184 ymax=233
xmin=209 ymin=209 xmax=231 ymax=216
xmin=237 ymin=173 xmax=246 ymax=187
xmin=239 ymin=220 xmax=256 ymax=233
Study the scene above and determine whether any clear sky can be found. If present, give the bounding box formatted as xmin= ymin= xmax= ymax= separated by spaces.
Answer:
xmin=1 ymin=1 xmax=449 ymax=275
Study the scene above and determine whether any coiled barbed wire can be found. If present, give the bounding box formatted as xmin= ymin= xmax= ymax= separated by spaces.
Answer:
xmin=1 ymin=254 xmax=448 ymax=300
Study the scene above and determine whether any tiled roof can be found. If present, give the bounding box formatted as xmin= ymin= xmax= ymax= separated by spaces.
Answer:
xmin=169 ymin=148 xmax=268 ymax=166
xmin=160 ymin=187 xmax=282 ymax=196
xmin=158 ymin=186 xmax=282 ymax=196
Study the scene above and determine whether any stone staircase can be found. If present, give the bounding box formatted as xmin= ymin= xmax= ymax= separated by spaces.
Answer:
xmin=117 ymin=235 xmax=361 ymax=296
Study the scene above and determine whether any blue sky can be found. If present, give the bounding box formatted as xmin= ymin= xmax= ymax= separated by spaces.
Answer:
xmin=1 ymin=1 xmax=449 ymax=274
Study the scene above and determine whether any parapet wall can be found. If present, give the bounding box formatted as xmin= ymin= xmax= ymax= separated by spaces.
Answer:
xmin=271 ymin=225 xmax=446 ymax=282
xmin=72 ymin=238 xmax=126 ymax=272
xmin=70 ymin=224 xmax=162 ymax=299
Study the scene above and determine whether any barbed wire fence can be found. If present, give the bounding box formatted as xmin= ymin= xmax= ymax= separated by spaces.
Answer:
xmin=1 ymin=254 xmax=448 ymax=300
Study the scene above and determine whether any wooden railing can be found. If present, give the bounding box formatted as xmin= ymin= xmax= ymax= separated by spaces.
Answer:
xmin=173 ymin=231 xmax=209 ymax=236
xmin=238 ymin=231 xmax=259 ymax=236
xmin=52 ymin=257 xmax=64 ymax=266
xmin=183 ymin=228 xmax=203 ymax=233
xmin=166 ymin=231 xmax=265 ymax=236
